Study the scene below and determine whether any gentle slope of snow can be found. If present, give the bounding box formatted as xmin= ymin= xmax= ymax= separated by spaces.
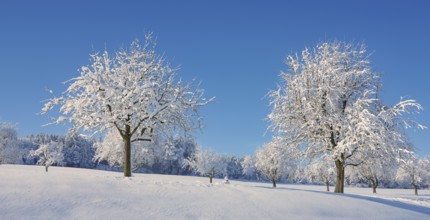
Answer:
xmin=1 ymin=165 xmax=430 ymax=220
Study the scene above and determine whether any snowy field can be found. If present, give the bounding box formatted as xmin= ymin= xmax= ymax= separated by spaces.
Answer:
xmin=1 ymin=165 xmax=430 ymax=220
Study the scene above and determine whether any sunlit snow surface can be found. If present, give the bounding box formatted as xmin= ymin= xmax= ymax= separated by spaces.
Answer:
xmin=1 ymin=165 xmax=429 ymax=220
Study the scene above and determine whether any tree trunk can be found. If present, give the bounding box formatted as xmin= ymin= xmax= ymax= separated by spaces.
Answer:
xmin=45 ymin=166 xmax=48 ymax=172
xmin=325 ymin=181 xmax=330 ymax=192
xmin=334 ymin=159 xmax=344 ymax=193
xmin=413 ymin=184 xmax=418 ymax=196
xmin=372 ymin=177 xmax=379 ymax=194
xmin=371 ymin=181 xmax=377 ymax=194
xmin=123 ymin=129 xmax=132 ymax=177
xmin=209 ymin=170 xmax=215 ymax=183
xmin=272 ymin=179 xmax=277 ymax=188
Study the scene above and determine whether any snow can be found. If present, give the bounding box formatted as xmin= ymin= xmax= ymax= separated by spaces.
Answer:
xmin=1 ymin=165 xmax=430 ymax=220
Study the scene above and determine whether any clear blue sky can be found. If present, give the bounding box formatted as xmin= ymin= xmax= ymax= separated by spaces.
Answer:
xmin=0 ymin=0 xmax=429 ymax=156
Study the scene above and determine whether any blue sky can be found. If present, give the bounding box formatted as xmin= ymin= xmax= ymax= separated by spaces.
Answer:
xmin=0 ymin=0 xmax=429 ymax=156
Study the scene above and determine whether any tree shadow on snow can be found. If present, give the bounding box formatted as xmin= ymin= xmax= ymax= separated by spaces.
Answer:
xmin=340 ymin=193 xmax=430 ymax=216
xmin=253 ymin=185 xmax=430 ymax=216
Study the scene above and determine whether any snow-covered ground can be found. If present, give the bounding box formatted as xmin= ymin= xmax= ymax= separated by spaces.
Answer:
xmin=1 ymin=165 xmax=429 ymax=220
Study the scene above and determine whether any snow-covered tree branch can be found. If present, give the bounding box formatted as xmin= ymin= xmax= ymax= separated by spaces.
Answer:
xmin=41 ymin=33 xmax=213 ymax=177
xmin=185 ymin=147 xmax=227 ymax=183
xmin=268 ymin=41 xmax=425 ymax=193
xmin=256 ymin=138 xmax=296 ymax=188
xmin=304 ymin=154 xmax=336 ymax=191
xmin=0 ymin=123 xmax=20 ymax=164
xmin=396 ymin=150 xmax=430 ymax=195
xmin=30 ymin=141 xmax=64 ymax=172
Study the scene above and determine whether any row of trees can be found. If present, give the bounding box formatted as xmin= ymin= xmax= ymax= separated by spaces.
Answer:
xmin=0 ymin=123 xmax=243 ymax=179
xmin=1 ymin=121 xmax=429 ymax=194
xmin=0 ymin=126 xmax=95 ymax=170
xmin=243 ymin=138 xmax=430 ymax=195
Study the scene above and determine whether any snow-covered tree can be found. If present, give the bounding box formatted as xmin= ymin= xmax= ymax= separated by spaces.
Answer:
xmin=305 ymin=155 xmax=336 ymax=191
xmin=346 ymin=97 xmax=425 ymax=193
xmin=268 ymin=41 xmax=425 ymax=193
xmin=0 ymin=123 xmax=33 ymax=164
xmin=186 ymin=148 xmax=227 ymax=183
xmin=0 ymin=123 xmax=21 ymax=164
xmin=349 ymin=147 xmax=397 ymax=193
xmin=256 ymin=138 xmax=295 ymax=187
xmin=30 ymin=141 xmax=64 ymax=172
xmin=63 ymin=132 xmax=95 ymax=168
xmin=24 ymin=133 xmax=63 ymax=145
xmin=241 ymin=155 xmax=258 ymax=180
xmin=154 ymin=136 xmax=198 ymax=175
xmin=41 ymin=33 xmax=212 ymax=177
xmin=226 ymin=156 xmax=243 ymax=179
xmin=22 ymin=133 xmax=64 ymax=165
xmin=350 ymin=160 xmax=391 ymax=193
xmin=396 ymin=150 xmax=430 ymax=195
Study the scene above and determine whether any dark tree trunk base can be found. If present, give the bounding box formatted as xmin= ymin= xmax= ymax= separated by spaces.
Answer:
xmin=123 ymin=128 xmax=132 ymax=177
xmin=371 ymin=180 xmax=378 ymax=194
xmin=334 ymin=159 xmax=345 ymax=193
xmin=272 ymin=179 xmax=277 ymax=188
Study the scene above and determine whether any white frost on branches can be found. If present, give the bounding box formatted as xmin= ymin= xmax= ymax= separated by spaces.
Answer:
xmin=185 ymin=147 xmax=227 ymax=183
xmin=30 ymin=141 xmax=64 ymax=172
xmin=42 ymin=34 xmax=211 ymax=138
xmin=304 ymin=154 xmax=336 ymax=191
xmin=256 ymin=138 xmax=296 ymax=187
xmin=0 ymin=123 xmax=21 ymax=164
xmin=396 ymin=150 xmax=430 ymax=195
xmin=268 ymin=41 xmax=425 ymax=193
xmin=241 ymin=155 xmax=258 ymax=180
xmin=41 ymin=33 xmax=212 ymax=176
